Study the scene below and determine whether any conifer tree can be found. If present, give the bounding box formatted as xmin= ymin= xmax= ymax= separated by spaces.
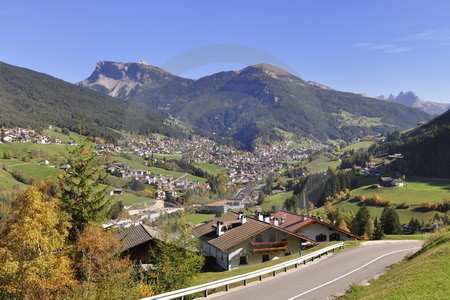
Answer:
xmin=352 ymin=205 xmax=371 ymax=236
xmin=60 ymin=144 xmax=110 ymax=241
xmin=380 ymin=206 xmax=402 ymax=234
xmin=373 ymin=217 xmax=385 ymax=240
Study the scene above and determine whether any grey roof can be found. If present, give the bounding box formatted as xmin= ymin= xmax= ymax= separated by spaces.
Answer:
xmin=117 ymin=224 xmax=160 ymax=251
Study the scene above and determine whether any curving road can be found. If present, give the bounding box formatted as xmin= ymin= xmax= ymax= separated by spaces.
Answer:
xmin=204 ymin=240 xmax=422 ymax=300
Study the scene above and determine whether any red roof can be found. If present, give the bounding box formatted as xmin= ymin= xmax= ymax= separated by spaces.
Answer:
xmin=273 ymin=211 xmax=361 ymax=240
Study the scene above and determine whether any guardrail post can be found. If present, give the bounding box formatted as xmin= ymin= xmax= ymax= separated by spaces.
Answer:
xmin=303 ymin=259 xmax=306 ymax=265
xmin=225 ymin=284 xmax=229 ymax=291
xmin=273 ymin=271 xmax=276 ymax=276
xmin=295 ymin=263 xmax=298 ymax=268
xmin=204 ymin=290 xmax=208 ymax=297
xmin=259 ymin=275 xmax=263 ymax=281
xmin=244 ymin=280 xmax=247 ymax=286
xmin=311 ymin=256 xmax=314 ymax=261
xmin=284 ymin=267 xmax=288 ymax=272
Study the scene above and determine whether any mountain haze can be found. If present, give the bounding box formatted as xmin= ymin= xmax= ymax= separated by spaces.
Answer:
xmin=79 ymin=62 xmax=432 ymax=149
xmin=377 ymin=91 xmax=450 ymax=115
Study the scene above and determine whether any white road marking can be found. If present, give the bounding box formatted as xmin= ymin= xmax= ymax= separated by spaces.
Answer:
xmin=287 ymin=247 xmax=421 ymax=300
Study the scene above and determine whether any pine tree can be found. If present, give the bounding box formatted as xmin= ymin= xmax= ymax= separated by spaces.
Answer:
xmin=60 ymin=144 xmax=110 ymax=241
xmin=352 ymin=205 xmax=371 ymax=236
xmin=380 ymin=206 xmax=402 ymax=234
xmin=373 ymin=217 xmax=385 ymax=240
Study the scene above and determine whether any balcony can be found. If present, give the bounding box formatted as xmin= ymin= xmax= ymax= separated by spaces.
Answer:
xmin=249 ymin=240 xmax=289 ymax=253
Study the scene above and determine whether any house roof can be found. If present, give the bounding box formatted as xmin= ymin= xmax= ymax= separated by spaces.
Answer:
xmin=117 ymin=224 xmax=161 ymax=251
xmin=272 ymin=210 xmax=361 ymax=240
xmin=193 ymin=212 xmax=316 ymax=252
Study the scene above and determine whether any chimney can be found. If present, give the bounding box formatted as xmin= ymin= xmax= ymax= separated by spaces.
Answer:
xmin=216 ymin=221 xmax=224 ymax=236
xmin=264 ymin=215 xmax=270 ymax=224
xmin=258 ymin=213 xmax=264 ymax=221
xmin=237 ymin=211 xmax=244 ymax=220
xmin=241 ymin=215 xmax=247 ymax=224
xmin=273 ymin=218 xmax=279 ymax=226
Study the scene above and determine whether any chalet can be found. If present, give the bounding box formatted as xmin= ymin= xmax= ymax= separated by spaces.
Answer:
xmin=109 ymin=188 xmax=123 ymax=195
xmin=193 ymin=212 xmax=316 ymax=270
xmin=204 ymin=199 xmax=244 ymax=214
xmin=379 ymin=177 xmax=405 ymax=187
xmin=272 ymin=211 xmax=361 ymax=242
xmin=117 ymin=224 xmax=161 ymax=263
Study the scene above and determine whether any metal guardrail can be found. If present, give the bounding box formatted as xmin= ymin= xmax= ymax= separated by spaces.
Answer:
xmin=142 ymin=242 xmax=344 ymax=300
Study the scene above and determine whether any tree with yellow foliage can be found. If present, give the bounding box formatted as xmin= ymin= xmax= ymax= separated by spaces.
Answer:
xmin=0 ymin=186 xmax=73 ymax=299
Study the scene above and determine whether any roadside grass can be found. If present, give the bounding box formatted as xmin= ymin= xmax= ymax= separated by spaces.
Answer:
xmin=191 ymin=242 xmax=342 ymax=287
xmin=192 ymin=162 xmax=225 ymax=176
xmin=185 ymin=213 xmax=215 ymax=224
xmin=384 ymin=234 xmax=429 ymax=240
xmin=261 ymin=191 xmax=293 ymax=211
xmin=306 ymin=156 xmax=339 ymax=174
xmin=343 ymin=229 xmax=450 ymax=300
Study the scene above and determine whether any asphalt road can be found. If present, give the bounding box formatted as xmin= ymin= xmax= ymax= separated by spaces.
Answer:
xmin=205 ymin=240 xmax=422 ymax=300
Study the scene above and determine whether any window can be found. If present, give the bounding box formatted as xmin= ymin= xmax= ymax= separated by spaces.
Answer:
xmin=316 ymin=234 xmax=327 ymax=242
xmin=220 ymin=252 xmax=224 ymax=261
xmin=269 ymin=232 xmax=277 ymax=242
xmin=329 ymin=233 xmax=340 ymax=241
xmin=255 ymin=234 xmax=263 ymax=242
xmin=239 ymin=255 xmax=248 ymax=265
xmin=262 ymin=254 xmax=270 ymax=262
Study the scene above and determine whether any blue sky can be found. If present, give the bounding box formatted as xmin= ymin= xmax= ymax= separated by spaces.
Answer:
xmin=1 ymin=0 xmax=450 ymax=102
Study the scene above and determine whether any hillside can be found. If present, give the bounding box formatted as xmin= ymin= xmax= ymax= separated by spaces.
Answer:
xmin=0 ymin=61 xmax=186 ymax=142
xmin=79 ymin=62 xmax=432 ymax=150
xmin=380 ymin=108 xmax=450 ymax=178
xmin=344 ymin=228 xmax=450 ymax=299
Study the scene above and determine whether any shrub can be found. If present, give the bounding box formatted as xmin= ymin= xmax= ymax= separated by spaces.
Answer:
xmin=397 ymin=201 xmax=410 ymax=209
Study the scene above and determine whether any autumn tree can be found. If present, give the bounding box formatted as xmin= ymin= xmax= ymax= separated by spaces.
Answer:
xmin=0 ymin=186 xmax=73 ymax=299
xmin=338 ymin=219 xmax=350 ymax=232
xmin=71 ymin=224 xmax=145 ymax=300
xmin=147 ymin=213 xmax=204 ymax=293
xmin=364 ymin=218 xmax=375 ymax=239
xmin=60 ymin=144 xmax=111 ymax=241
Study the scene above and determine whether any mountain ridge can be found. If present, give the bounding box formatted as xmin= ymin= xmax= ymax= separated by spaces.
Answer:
xmin=377 ymin=91 xmax=450 ymax=115
xmin=79 ymin=61 xmax=432 ymax=150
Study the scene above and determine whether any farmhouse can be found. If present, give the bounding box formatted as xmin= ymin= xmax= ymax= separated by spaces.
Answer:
xmin=117 ymin=224 xmax=161 ymax=263
xmin=272 ymin=211 xmax=361 ymax=242
xmin=193 ymin=212 xmax=316 ymax=270
xmin=379 ymin=177 xmax=405 ymax=187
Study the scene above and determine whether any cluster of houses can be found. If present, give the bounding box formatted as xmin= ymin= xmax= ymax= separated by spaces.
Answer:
xmin=116 ymin=210 xmax=360 ymax=270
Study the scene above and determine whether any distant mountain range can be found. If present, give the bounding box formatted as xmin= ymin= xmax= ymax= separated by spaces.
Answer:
xmin=376 ymin=91 xmax=450 ymax=115
xmin=0 ymin=61 xmax=186 ymax=142
xmin=79 ymin=61 xmax=431 ymax=149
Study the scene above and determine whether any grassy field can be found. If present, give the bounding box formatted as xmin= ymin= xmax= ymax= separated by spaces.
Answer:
xmin=111 ymin=193 xmax=155 ymax=206
xmin=192 ymin=162 xmax=226 ymax=176
xmin=339 ymin=141 xmax=375 ymax=153
xmin=185 ymin=213 xmax=215 ymax=224
xmin=43 ymin=128 xmax=85 ymax=143
xmin=261 ymin=191 xmax=293 ymax=211
xmin=344 ymin=229 xmax=450 ymax=300
xmin=306 ymin=156 xmax=340 ymax=173
xmin=151 ymin=153 xmax=182 ymax=160
xmin=9 ymin=164 xmax=62 ymax=180
xmin=352 ymin=177 xmax=450 ymax=205
xmin=0 ymin=142 xmax=72 ymax=158
xmin=322 ymin=198 xmax=437 ymax=224
xmin=0 ymin=168 xmax=26 ymax=191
